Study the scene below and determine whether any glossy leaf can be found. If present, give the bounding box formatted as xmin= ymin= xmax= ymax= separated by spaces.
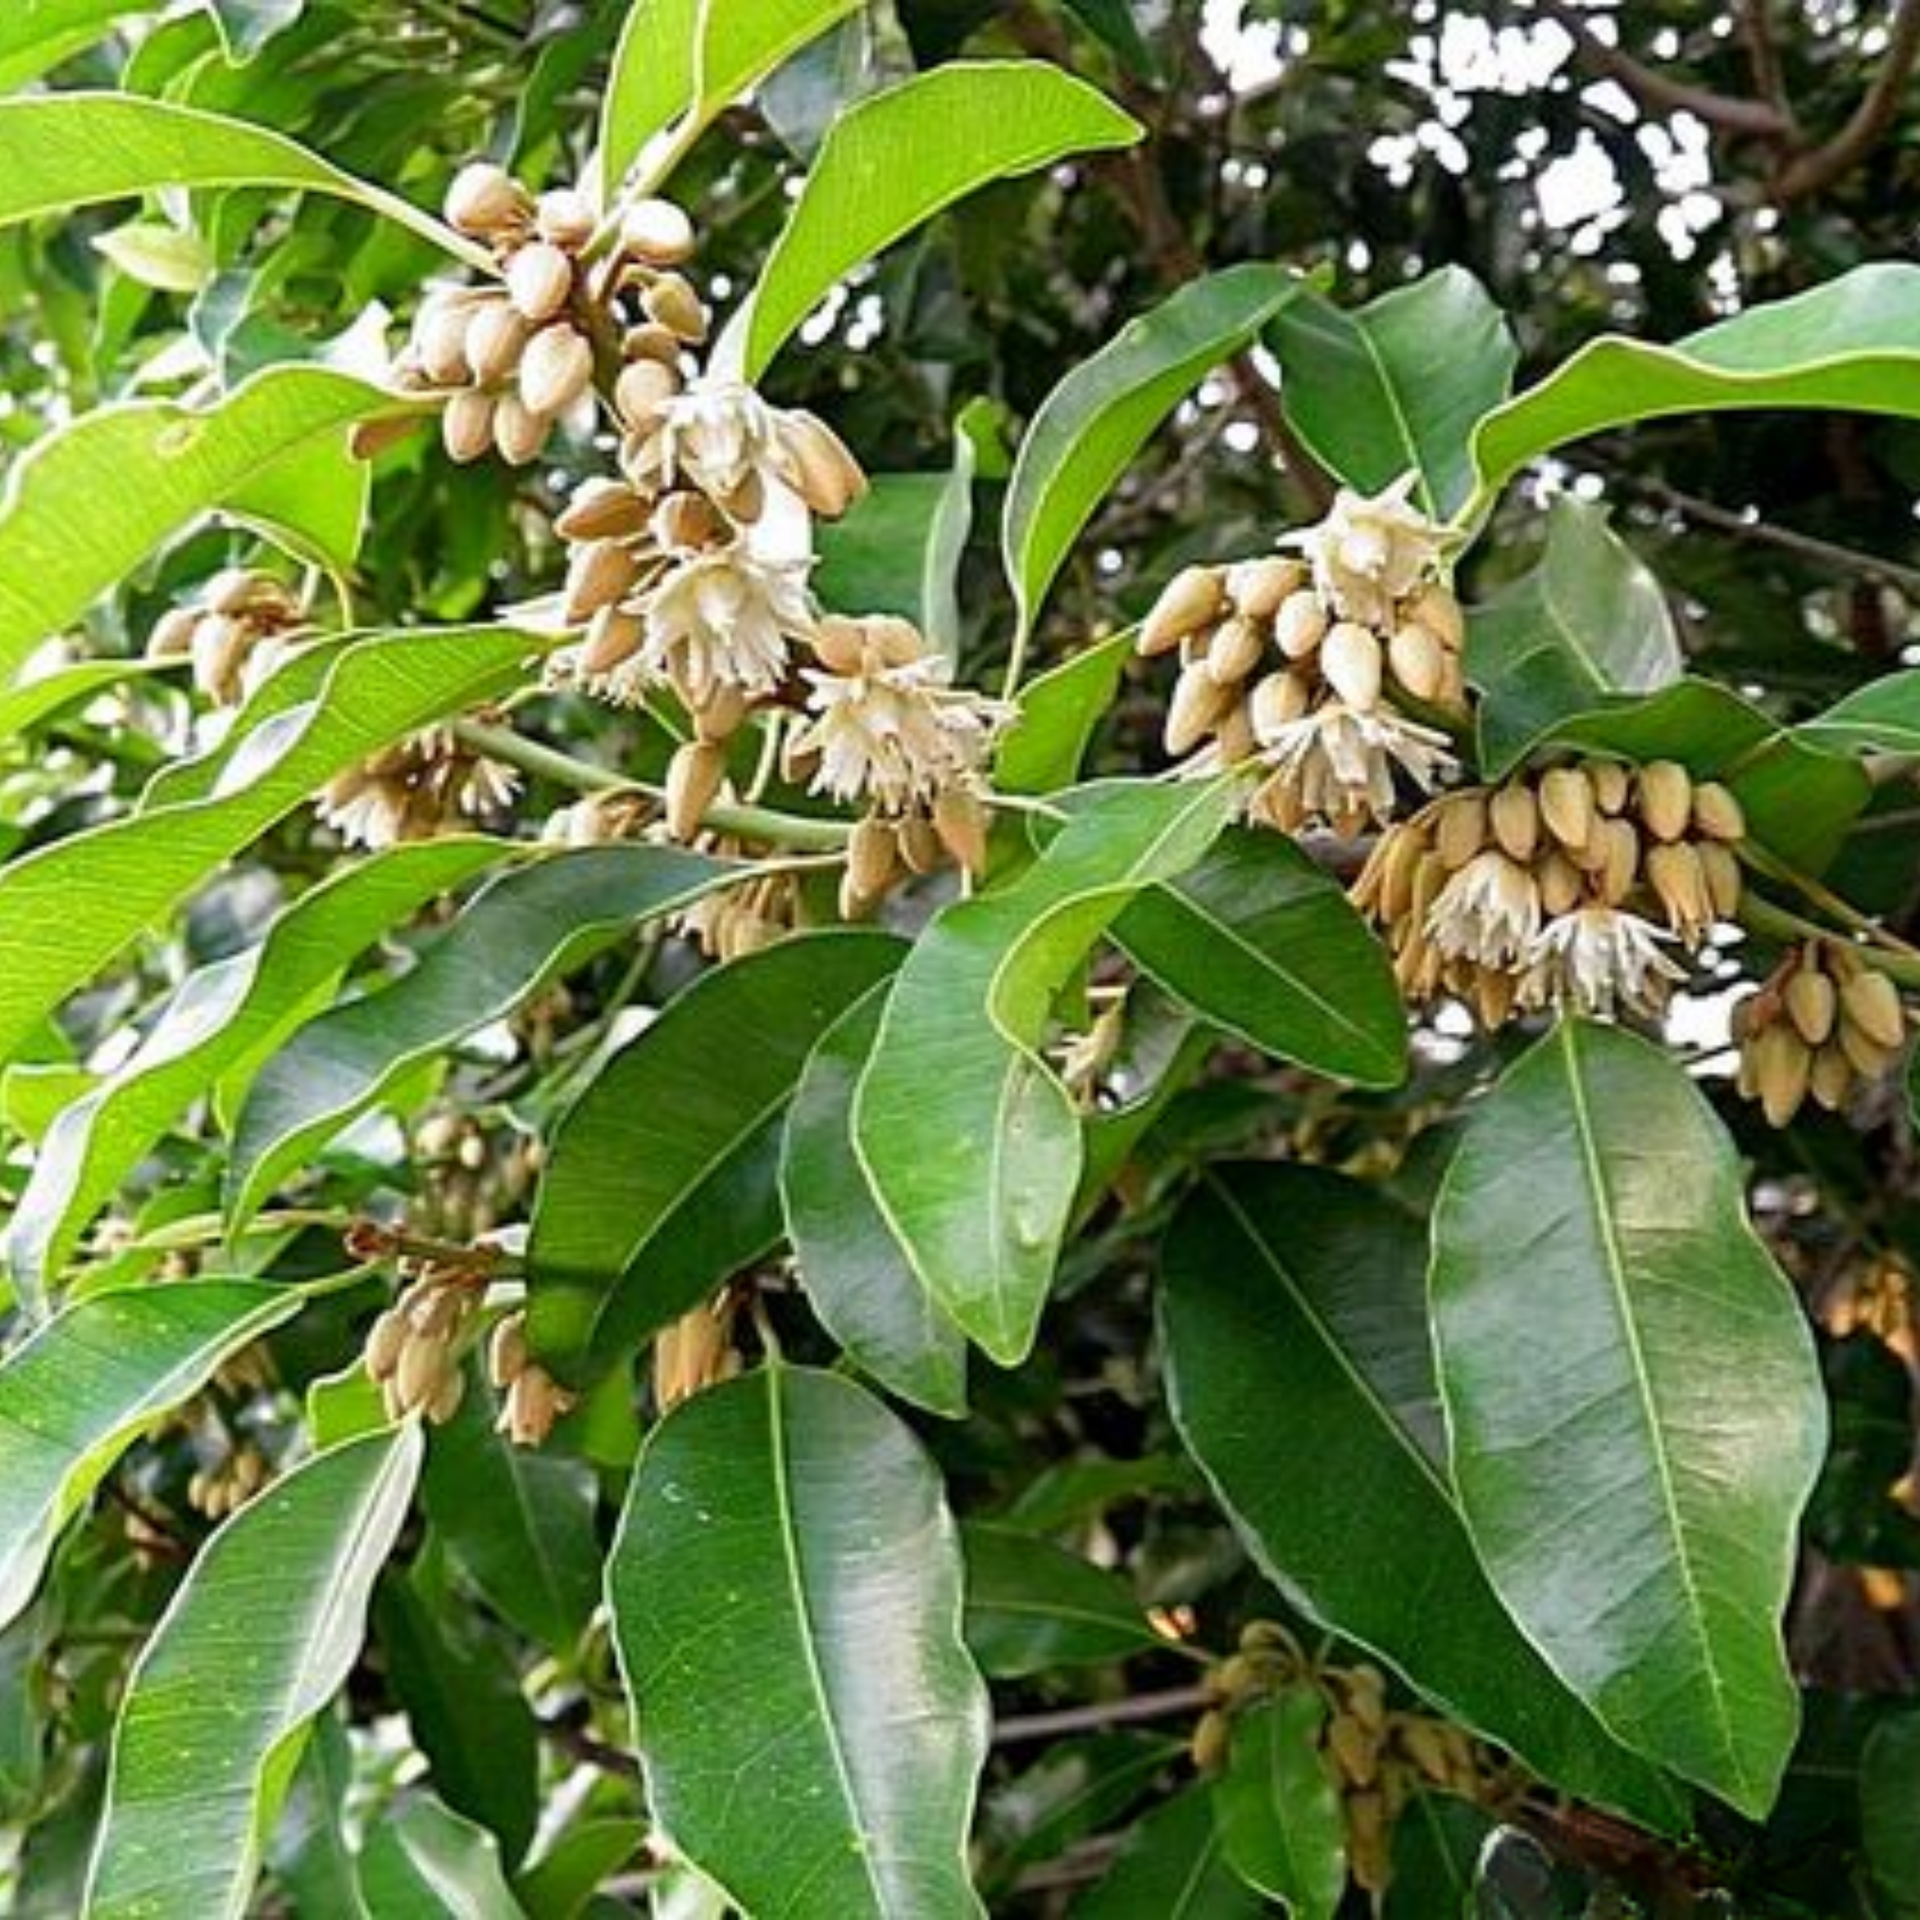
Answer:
xmin=0 ymin=658 xmax=176 ymax=744
xmin=1212 ymin=1689 xmax=1346 ymax=1918
xmin=741 ymin=62 xmax=1140 ymax=377
xmin=1113 ymin=827 xmax=1407 ymax=1088
xmin=0 ymin=1279 xmax=304 ymax=1634
xmin=962 ymin=1522 xmax=1161 ymax=1678
xmin=1469 ymin=263 xmax=1920 ymax=513
xmin=0 ymin=93 xmax=477 ymax=261
xmin=1385 ymin=1795 xmax=1491 ymax=1920
xmin=1861 ymin=1710 xmax=1920 ymax=1920
xmin=598 ymin=0 xmax=864 ymax=197
xmin=529 ymin=930 xmax=902 ymax=1384
xmin=997 ymin=633 xmax=1132 ymax=794
xmin=1160 ymin=1163 xmax=1681 ymax=1824
xmin=1004 ymin=265 xmax=1300 ymax=637
xmin=854 ymin=778 xmax=1234 ymax=1366
xmin=0 ymin=1 xmax=151 ymax=90
xmin=1469 ymin=497 xmax=1684 ymax=776
xmin=86 ymin=1425 xmax=424 ymax=1920
xmin=1270 ymin=267 xmax=1516 ymax=519
xmin=0 ymin=368 xmax=408 ymax=684
xmin=356 ymin=1793 xmax=524 ymax=1920
xmin=0 ymin=625 xmax=537 ymax=1082
xmin=782 ymin=987 xmax=969 ymax=1418
xmin=270 ymin=1714 xmax=369 ymax=1920
xmin=1798 ymin=669 xmax=1920 ymax=756
xmin=229 ymin=843 xmax=727 ymax=1225
xmin=6 ymin=837 xmax=510 ymax=1305
xmin=607 ymin=1365 xmax=989 ymax=1919
xmin=1431 ymin=1019 xmax=1825 ymax=1817
xmin=1075 ymin=1786 xmax=1262 ymax=1919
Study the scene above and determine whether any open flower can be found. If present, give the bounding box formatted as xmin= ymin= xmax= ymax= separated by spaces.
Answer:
xmin=1287 ymin=475 xmax=1449 ymax=627
xmin=657 ymin=379 xmax=866 ymax=521
xmin=1425 ymin=849 xmax=1542 ymax=969
xmin=794 ymin=653 xmax=1003 ymax=811
xmin=1518 ymin=905 xmax=1684 ymax=1019
xmin=637 ymin=541 xmax=814 ymax=704
xmin=1247 ymin=699 xmax=1456 ymax=832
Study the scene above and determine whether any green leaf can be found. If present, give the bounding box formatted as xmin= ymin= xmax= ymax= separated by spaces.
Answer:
xmin=203 ymin=0 xmax=306 ymax=62
xmin=419 ymin=1370 xmax=601 ymax=1650
xmin=1798 ymin=670 xmax=1920 ymax=756
xmin=356 ymin=1793 xmax=525 ymax=1920
xmin=1469 ymin=498 xmax=1683 ymax=776
xmin=607 ymin=1366 xmax=989 ymax=1920
xmin=0 ymin=368 xmax=408 ymax=684
xmin=0 ymin=93 xmax=477 ymax=262
xmin=740 ymin=61 xmax=1140 ymax=378
xmin=1075 ymin=1786 xmax=1262 ymax=1919
xmin=962 ymin=1521 xmax=1160 ymax=1678
xmin=0 ymin=1 xmax=153 ymax=91
xmin=0 ymin=657 xmax=177 ymax=744
xmin=1003 ymin=264 xmax=1300 ymax=639
xmin=229 ymin=843 xmax=727 ymax=1226
xmin=1469 ymin=263 xmax=1920 ymax=514
xmin=782 ymin=986 xmax=969 ymax=1418
xmin=1160 ymin=1163 xmax=1682 ymax=1825
xmin=6 ymin=838 xmax=510 ymax=1306
xmin=854 ymin=777 xmax=1234 ymax=1367
xmin=996 ymin=633 xmax=1132 ymax=795
xmin=529 ymin=930 xmax=904 ymax=1385
xmin=270 ymin=1714 xmax=370 ymax=1920
xmin=1861 ymin=1710 xmax=1920 ymax=1919
xmin=1212 ymin=1689 xmax=1347 ymax=1918
xmin=0 ymin=625 xmax=537 ymax=1085
xmin=599 ymin=0 xmax=865 ymax=199
xmin=1385 ymin=1795 xmax=1491 ymax=1920
xmin=1112 ymin=827 xmax=1407 ymax=1088
xmin=1270 ymin=268 xmax=1517 ymax=520
xmin=980 ymin=1734 xmax=1178 ymax=1894
xmin=1430 ymin=1019 xmax=1826 ymax=1817
xmin=0 ymin=1279 xmax=304 ymax=1634
xmin=514 ymin=1817 xmax=645 ymax=1920
xmin=86 ymin=1425 xmax=424 ymax=1920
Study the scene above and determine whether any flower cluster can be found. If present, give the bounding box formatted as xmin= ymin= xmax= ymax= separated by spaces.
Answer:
xmin=145 ymin=568 xmax=307 ymax=707
xmin=1353 ymin=757 xmax=1747 ymax=1026
xmin=1735 ymin=940 xmax=1907 ymax=1125
xmin=364 ymin=1265 xmax=483 ymax=1425
xmin=316 ymin=724 xmax=518 ymax=850
xmin=485 ymin=1310 xmax=577 ymax=1448
xmin=185 ymin=1443 xmax=270 ymax=1521
xmin=653 ymin=1293 xmax=743 ymax=1413
xmin=1139 ymin=477 xmax=1465 ymax=836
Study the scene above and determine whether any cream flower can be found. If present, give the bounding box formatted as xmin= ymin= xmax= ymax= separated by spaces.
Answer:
xmin=1288 ymin=476 xmax=1448 ymax=626
xmin=1425 ymin=849 xmax=1542 ymax=969
xmin=792 ymin=652 xmax=1005 ymax=811
xmin=655 ymin=379 xmax=866 ymax=520
xmin=1518 ymin=906 xmax=1684 ymax=1020
xmin=637 ymin=543 xmax=814 ymax=703
xmin=1247 ymin=699 xmax=1456 ymax=831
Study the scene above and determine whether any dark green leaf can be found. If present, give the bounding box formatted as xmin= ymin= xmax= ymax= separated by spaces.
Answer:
xmin=269 ymin=1714 xmax=370 ymax=1920
xmin=356 ymin=1793 xmax=525 ymax=1920
xmin=1861 ymin=1710 xmax=1920 ymax=1919
xmin=962 ymin=1521 xmax=1161 ymax=1677
xmin=1212 ymin=1688 xmax=1346 ymax=1917
xmin=1799 ymin=670 xmax=1920 ymax=756
xmin=1074 ymin=1785 xmax=1262 ymax=1919
xmin=1386 ymin=1794 xmax=1492 ymax=1920
xmin=0 ymin=2 xmax=153 ymax=91
xmin=996 ymin=633 xmax=1132 ymax=795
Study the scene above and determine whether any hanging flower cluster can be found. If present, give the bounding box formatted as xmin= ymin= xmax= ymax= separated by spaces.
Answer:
xmin=1139 ymin=477 xmax=1466 ymax=836
xmin=1735 ymin=939 xmax=1908 ymax=1124
xmin=145 ymin=568 xmax=308 ymax=708
xmin=1352 ymin=756 xmax=1747 ymax=1026
xmin=316 ymin=724 xmax=519 ymax=849
xmin=485 ymin=1310 xmax=577 ymax=1448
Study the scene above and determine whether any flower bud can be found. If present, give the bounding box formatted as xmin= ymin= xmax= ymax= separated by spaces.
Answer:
xmin=417 ymin=297 xmax=477 ymax=384
xmin=1165 ymin=663 xmax=1235 ymax=755
xmin=519 ymin=322 xmax=595 ymax=417
xmin=642 ymin=273 xmax=707 ymax=342
xmin=1226 ymin=556 xmax=1305 ymax=621
xmin=844 ymin=815 xmax=899 ymax=914
xmin=487 ymin=1312 xmax=529 ymax=1388
xmin=580 ymin=604 xmax=644 ymax=675
xmin=1274 ymin=589 xmax=1328 ymax=660
xmin=622 ymin=196 xmax=697 ymax=266
xmin=1404 ymin=581 xmax=1464 ymax=650
xmin=1206 ymin=614 xmax=1266 ymax=686
xmin=1697 ymin=839 xmax=1743 ymax=918
xmin=492 ymin=392 xmax=551 ymax=465
xmin=1599 ymin=816 xmax=1640 ymax=905
xmin=614 ymin=356 xmax=679 ymax=425
xmin=1587 ymin=759 xmax=1630 ymax=815
xmin=536 ymin=187 xmax=595 ymax=250
xmin=666 ymin=739 xmax=727 ymax=840
xmin=1489 ymin=784 xmax=1539 ymax=862
xmin=1539 ymin=765 xmax=1594 ymax=852
xmin=146 ymin=605 xmax=199 ymax=660
xmin=1636 ymin=760 xmax=1693 ymax=842
xmin=1434 ymin=792 xmax=1487 ymax=870
xmin=557 ymin=477 xmax=650 ymax=543
xmin=1808 ymin=1042 xmax=1855 ymax=1111
xmin=563 ymin=539 xmax=641 ymax=622
xmin=1387 ymin=621 xmax=1446 ymax=701
xmin=1139 ymin=566 xmax=1222 ymax=656
xmin=1840 ymin=968 xmax=1906 ymax=1051
xmin=782 ymin=411 xmax=867 ymax=519
xmin=444 ymin=161 xmax=527 ymax=237
xmin=933 ymin=787 xmax=989 ymax=875
xmin=1752 ymin=1021 xmax=1811 ymax=1128
xmin=1249 ymin=668 xmax=1311 ymax=744
xmin=1785 ymin=965 xmax=1837 ymax=1047
xmin=1691 ymin=781 xmax=1746 ymax=842
xmin=506 ymin=241 xmax=575 ymax=323
xmin=442 ymin=388 xmax=496 ymax=464
xmin=1321 ymin=622 xmax=1382 ymax=711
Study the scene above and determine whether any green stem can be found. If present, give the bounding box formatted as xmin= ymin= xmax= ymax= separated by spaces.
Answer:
xmin=1737 ymin=840 xmax=1920 ymax=959
xmin=1738 ymin=891 xmax=1920 ymax=990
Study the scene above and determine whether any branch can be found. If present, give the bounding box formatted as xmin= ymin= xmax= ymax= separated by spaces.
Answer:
xmin=992 ymin=1682 xmax=1214 ymax=1747
xmin=1537 ymin=0 xmax=1793 ymax=138
xmin=1776 ymin=0 xmax=1920 ymax=198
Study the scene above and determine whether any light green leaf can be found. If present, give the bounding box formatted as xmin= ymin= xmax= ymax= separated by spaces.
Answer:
xmin=1113 ymin=827 xmax=1407 ymax=1088
xmin=854 ymin=777 xmax=1234 ymax=1367
xmin=1075 ymin=1786 xmax=1261 ymax=1919
xmin=1160 ymin=1162 xmax=1682 ymax=1825
xmin=1469 ymin=497 xmax=1683 ymax=775
xmin=962 ymin=1522 xmax=1161 ymax=1679
xmin=0 ymin=1279 xmax=304 ymax=1635
xmin=0 ymin=368 xmax=411 ymax=684
xmin=6 ymin=838 xmax=511 ymax=1306
xmin=1430 ymin=1019 xmax=1826 ymax=1817
xmin=228 ymin=842 xmax=727 ymax=1226
xmin=528 ymin=930 xmax=904 ymax=1385
xmin=1469 ymin=263 xmax=1920 ymax=516
xmin=0 ymin=658 xmax=177 ymax=744
xmin=1212 ymin=1689 xmax=1347 ymax=1918
xmin=783 ymin=986 xmax=968 ymax=1418
xmin=356 ymin=1794 xmax=525 ymax=1920
xmin=996 ymin=633 xmax=1133 ymax=795
xmin=86 ymin=1425 xmax=424 ymax=1920
xmin=598 ymin=0 xmax=865 ymax=199
xmin=1004 ymin=264 xmax=1300 ymax=639
xmin=0 ymin=1 xmax=151 ymax=91
xmin=740 ymin=61 xmax=1140 ymax=378
xmin=92 ymin=220 xmax=214 ymax=293
xmin=203 ymin=0 xmax=307 ymax=62
xmin=608 ymin=1366 xmax=989 ymax=1920
xmin=1798 ymin=670 xmax=1920 ymax=756
xmin=0 ymin=625 xmax=537 ymax=1085
xmin=1861 ymin=1710 xmax=1920 ymax=1920
xmin=0 ymin=92 xmax=479 ymax=262
xmin=1270 ymin=267 xmax=1516 ymax=520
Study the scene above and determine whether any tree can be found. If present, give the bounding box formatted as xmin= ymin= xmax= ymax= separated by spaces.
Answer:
xmin=0 ymin=2 xmax=1917 ymax=1914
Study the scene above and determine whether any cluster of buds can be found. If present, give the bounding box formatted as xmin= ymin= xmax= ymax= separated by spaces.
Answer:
xmin=486 ymin=1310 xmax=576 ymax=1447
xmin=1734 ymin=941 xmax=1907 ymax=1125
xmin=185 ymin=1444 xmax=270 ymax=1521
xmin=1354 ymin=757 xmax=1746 ymax=1026
xmin=317 ymin=724 xmax=519 ymax=850
xmin=675 ymin=851 xmax=802 ymax=961
xmin=399 ymin=161 xmax=707 ymax=467
xmin=652 ymin=1292 xmax=743 ymax=1413
xmin=412 ymin=1111 xmax=541 ymax=1243
xmin=145 ymin=569 xmax=307 ymax=707
xmin=363 ymin=1265 xmax=483 ymax=1424
xmin=1140 ymin=478 xmax=1465 ymax=836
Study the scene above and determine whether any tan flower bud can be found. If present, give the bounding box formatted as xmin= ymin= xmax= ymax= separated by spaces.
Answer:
xmin=1434 ymin=792 xmax=1488 ymax=870
xmin=146 ymin=606 xmax=200 ymax=659
xmin=1274 ymin=588 xmax=1328 ymax=660
xmin=1165 ymin=663 xmax=1235 ymax=756
xmin=809 ymin=615 xmax=870 ymax=677
xmin=580 ymin=604 xmax=644 ymax=675
xmin=563 ymin=538 xmax=642 ymax=623
xmin=556 ymin=476 xmax=650 ymax=543
xmin=1226 ymin=555 xmax=1305 ymax=621
xmin=1404 ymin=580 xmax=1464 ymax=650
xmin=693 ymin=683 xmax=750 ymax=743
xmin=614 ymin=356 xmax=679 ymax=426
xmin=1838 ymin=1019 xmax=1896 ymax=1080
xmin=506 ymin=240 xmax=575 ymax=323
xmin=1489 ymin=784 xmax=1539 ymax=863
xmin=1387 ymin=620 xmax=1446 ymax=701
xmin=1139 ymin=566 xmax=1222 ymax=655
xmin=500 ymin=1365 xmax=572 ymax=1447
xmin=1206 ymin=614 xmax=1266 ymax=686
xmin=1249 ymin=668 xmax=1312 ymax=744
xmin=463 ymin=299 xmax=530 ymax=386
xmin=417 ymin=297 xmax=477 ymax=384
xmin=897 ymin=812 xmax=944 ymax=875
xmin=1321 ymin=622 xmax=1383 ymax=711
xmin=1190 ymin=1707 xmax=1232 ymax=1777
xmin=842 ymin=816 xmax=898 ymax=917
xmin=1785 ymin=966 xmax=1838 ymax=1047
xmin=1537 ymin=850 xmax=1583 ymax=917
xmin=444 ymin=161 xmax=527 ymax=238
xmin=492 ymin=392 xmax=551 ymax=466
xmin=1691 ymin=780 xmax=1746 ymax=842
xmin=442 ymin=388 xmax=496 ymax=464
xmin=1840 ymin=968 xmax=1906 ymax=1051
xmin=867 ymin=617 xmax=927 ymax=669
xmin=933 ymin=787 xmax=989 ymax=875
xmin=1809 ymin=1043 xmax=1855 ymax=1111
xmin=1215 ymin=701 xmax=1256 ymax=765
xmin=1697 ymin=840 xmax=1742 ymax=918
xmin=1599 ymin=816 xmax=1640 ymax=906
xmin=1346 ymin=1789 xmax=1391 ymax=1895
xmin=192 ymin=614 xmax=251 ymax=705
xmin=395 ymin=1334 xmax=445 ymax=1415
xmin=1647 ymin=840 xmax=1710 ymax=937
xmin=666 ymin=739 xmax=728 ymax=840
xmin=487 ymin=1311 xmax=529 ymax=1388
xmin=1587 ymin=759 xmax=1630 ymax=815
xmin=1396 ymin=1716 xmax=1455 ymax=1786
xmin=365 ymin=1307 xmax=407 ymax=1380
xmin=621 ymin=321 xmax=684 ymax=367
xmin=1539 ymin=765 xmax=1594 ymax=853
xmin=1753 ymin=1021 xmax=1812 ymax=1127
xmin=1636 ymin=760 xmax=1693 ymax=842
xmin=642 ymin=273 xmax=708 ymax=342
xmin=1476 ymin=965 xmax=1516 ymax=1030
xmin=426 ymin=1366 xmax=466 ymax=1425
xmin=622 ymin=196 xmax=697 ymax=266
xmin=519 ymin=323 xmax=595 ymax=417
xmin=781 ymin=411 xmax=867 ymax=519
xmin=536 ymin=187 xmax=595 ymax=250
xmin=1327 ymin=1712 xmax=1378 ymax=1788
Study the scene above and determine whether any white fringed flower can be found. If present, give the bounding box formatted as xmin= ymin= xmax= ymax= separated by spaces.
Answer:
xmin=658 ymin=380 xmax=785 ymax=504
xmin=638 ymin=543 xmax=814 ymax=703
xmin=1250 ymin=699 xmax=1456 ymax=830
xmin=1425 ymin=849 xmax=1542 ymax=968
xmin=1287 ymin=475 xmax=1448 ymax=627
xmin=1518 ymin=906 xmax=1685 ymax=1019
xmin=792 ymin=652 xmax=1004 ymax=810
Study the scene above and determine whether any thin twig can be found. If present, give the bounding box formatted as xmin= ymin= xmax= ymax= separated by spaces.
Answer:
xmin=1777 ymin=0 xmax=1920 ymax=197
xmin=542 ymin=1719 xmax=643 ymax=1780
xmin=992 ymin=1682 xmax=1213 ymax=1747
